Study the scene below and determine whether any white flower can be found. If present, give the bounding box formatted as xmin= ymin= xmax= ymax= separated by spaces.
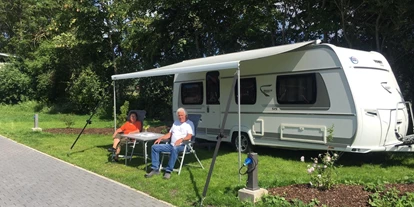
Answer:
xmin=324 ymin=165 xmax=327 ymax=168
xmin=325 ymin=156 xmax=331 ymax=162
xmin=307 ymin=167 xmax=315 ymax=174
xmin=300 ymin=156 xmax=305 ymax=162
xmin=317 ymin=174 xmax=321 ymax=178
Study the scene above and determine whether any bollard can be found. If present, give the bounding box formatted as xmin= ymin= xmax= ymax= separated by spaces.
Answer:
xmin=32 ymin=114 xmax=42 ymax=132
xmin=246 ymin=152 xmax=259 ymax=191
xmin=34 ymin=114 xmax=39 ymax=128
xmin=238 ymin=152 xmax=268 ymax=203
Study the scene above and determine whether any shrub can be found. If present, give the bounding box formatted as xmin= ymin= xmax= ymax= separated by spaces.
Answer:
xmin=116 ymin=101 xmax=129 ymax=127
xmin=66 ymin=68 xmax=106 ymax=114
xmin=0 ymin=64 xmax=32 ymax=104
xmin=35 ymin=70 xmax=54 ymax=104
xmin=143 ymin=124 xmax=150 ymax=132
xmin=303 ymin=152 xmax=339 ymax=190
xmin=60 ymin=114 xmax=75 ymax=128
xmin=301 ymin=125 xmax=339 ymax=190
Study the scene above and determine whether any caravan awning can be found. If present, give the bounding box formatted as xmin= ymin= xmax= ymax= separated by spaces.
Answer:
xmin=111 ymin=40 xmax=319 ymax=80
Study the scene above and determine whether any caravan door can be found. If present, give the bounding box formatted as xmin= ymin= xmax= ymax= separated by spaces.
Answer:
xmin=204 ymin=71 xmax=221 ymax=139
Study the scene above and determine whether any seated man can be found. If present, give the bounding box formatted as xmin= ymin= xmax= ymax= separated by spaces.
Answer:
xmin=145 ymin=107 xmax=194 ymax=179
xmin=107 ymin=111 xmax=142 ymax=162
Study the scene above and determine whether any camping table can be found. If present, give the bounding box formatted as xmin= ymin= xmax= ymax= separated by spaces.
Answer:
xmin=121 ymin=132 xmax=163 ymax=171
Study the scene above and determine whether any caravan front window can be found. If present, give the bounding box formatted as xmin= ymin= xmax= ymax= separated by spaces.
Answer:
xmin=181 ymin=82 xmax=203 ymax=105
xmin=276 ymin=73 xmax=316 ymax=104
xmin=235 ymin=78 xmax=257 ymax=105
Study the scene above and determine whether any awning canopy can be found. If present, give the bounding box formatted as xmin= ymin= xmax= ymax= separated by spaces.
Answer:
xmin=111 ymin=40 xmax=319 ymax=80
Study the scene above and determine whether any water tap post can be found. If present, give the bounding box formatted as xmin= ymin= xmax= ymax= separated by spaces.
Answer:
xmin=238 ymin=152 xmax=267 ymax=203
xmin=246 ymin=152 xmax=259 ymax=191
xmin=32 ymin=114 xmax=42 ymax=132
xmin=34 ymin=114 xmax=39 ymax=128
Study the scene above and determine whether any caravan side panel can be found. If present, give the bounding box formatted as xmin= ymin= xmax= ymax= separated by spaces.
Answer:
xmin=220 ymin=46 xmax=358 ymax=151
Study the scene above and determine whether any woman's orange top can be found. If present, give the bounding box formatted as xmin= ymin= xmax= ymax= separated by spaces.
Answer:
xmin=120 ymin=121 xmax=142 ymax=134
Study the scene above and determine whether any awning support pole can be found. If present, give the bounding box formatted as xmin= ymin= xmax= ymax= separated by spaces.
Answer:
xmin=113 ymin=81 xmax=117 ymax=131
xmin=200 ymin=70 xmax=238 ymax=206
xmin=237 ymin=64 xmax=241 ymax=182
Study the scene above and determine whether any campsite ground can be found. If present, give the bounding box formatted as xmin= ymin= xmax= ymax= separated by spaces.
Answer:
xmin=44 ymin=127 xmax=414 ymax=207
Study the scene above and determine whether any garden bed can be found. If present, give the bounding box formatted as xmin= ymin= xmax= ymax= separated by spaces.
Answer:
xmin=268 ymin=183 xmax=414 ymax=206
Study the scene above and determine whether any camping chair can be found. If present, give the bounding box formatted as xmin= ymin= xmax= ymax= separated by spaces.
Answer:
xmin=125 ymin=110 xmax=146 ymax=162
xmin=159 ymin=114 xmax=205 ymax=175
xmin=112 ymin=110 xmax=146 ymax=164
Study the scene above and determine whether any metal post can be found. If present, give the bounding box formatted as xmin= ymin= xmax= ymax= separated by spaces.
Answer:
xmin=200 ymin=73 xmax=238 ymax=206
xmin=32 ymin=114 xmax=42 ymax=132
xmin=237 ymin=65 xmax=241 ymax=182
xmin=34 ymin=114 xmax=39 ymax=128
xmin=113 ymin=81 xmax=117 ymax=131
xmin=246 ymin=153 xmax=259 ymax=191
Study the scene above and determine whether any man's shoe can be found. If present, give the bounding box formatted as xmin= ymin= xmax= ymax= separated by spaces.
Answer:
xmin=145 ymin=170 xmax=159 ymax=178
xmin=107 ymin=147 xmax=116 ymax=152
xmin=163 ymin=172 xmax=171 ymax=179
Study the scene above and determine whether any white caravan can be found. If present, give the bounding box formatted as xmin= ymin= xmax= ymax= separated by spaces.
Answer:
xmin=172 ymin=42 xmax=414 ymax=153
xmin=112 ymin=40 xmax=414 ymax=154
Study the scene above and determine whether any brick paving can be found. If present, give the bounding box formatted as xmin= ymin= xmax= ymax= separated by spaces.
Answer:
xmin=0 ymin=135 xmax=173 ymax=207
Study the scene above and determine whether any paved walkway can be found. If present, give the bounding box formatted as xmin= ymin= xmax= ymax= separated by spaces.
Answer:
xmin=0 ymin=135 xmax=173 ymax=207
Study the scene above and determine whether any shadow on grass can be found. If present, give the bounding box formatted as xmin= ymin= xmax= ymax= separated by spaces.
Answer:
xmin=186 ymin=168 xmax=203 ymax=205
xmin=338 ymin=152 xmax=414 ymax=168
xmin=67 ymin=146 xmax=97 ymax=156
xmin=94 ymin=144 xmax=136 ymax=165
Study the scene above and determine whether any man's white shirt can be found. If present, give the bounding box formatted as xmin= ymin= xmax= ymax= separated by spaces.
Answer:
xmin=169 ymin=120 xmax=194 ymax=146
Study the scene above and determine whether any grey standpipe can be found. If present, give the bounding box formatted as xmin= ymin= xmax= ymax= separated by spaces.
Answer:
xmin=238 ymin=152 xmax=268 ymax=203
xmin=246 ymin=153 xmax=259 ymax=191
xmin=32 ymin=114 xmax=42 ymax=132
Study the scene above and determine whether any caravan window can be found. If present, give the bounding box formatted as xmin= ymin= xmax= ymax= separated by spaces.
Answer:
xmin=276 ymin=73 xmax=316 ymax=104
xmin=206 ymin=71 xmax=220 ymax=104
xmin=181 ymin=82 xmax=203 ymax=105
xmin=235 ymin=78 xmax=257 ymax=105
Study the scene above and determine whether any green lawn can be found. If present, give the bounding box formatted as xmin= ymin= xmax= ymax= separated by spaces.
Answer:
xmin=1 ymin=102 xmax=414 ymax=206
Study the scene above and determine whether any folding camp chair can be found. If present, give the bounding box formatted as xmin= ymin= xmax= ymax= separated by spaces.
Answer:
xmin=124 ymin=110 xmax=146 ymax=163
xmin=160 ymin=114 xmax=205 ymax=175
xmin=112 ymin=110 xmax=146 ymax=164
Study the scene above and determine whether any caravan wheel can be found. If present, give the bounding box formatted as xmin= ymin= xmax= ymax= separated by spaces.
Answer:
xmin=232 ymin=132 xmax=251 ymax=153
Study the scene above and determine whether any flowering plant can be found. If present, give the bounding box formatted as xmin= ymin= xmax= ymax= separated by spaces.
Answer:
xmin=301 ymin=152 xmax=339 ymax=190
xmin=143 ymin=124 xmax=150 ymax=132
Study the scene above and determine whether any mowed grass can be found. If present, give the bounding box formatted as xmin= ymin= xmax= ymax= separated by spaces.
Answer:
xmin=1 ymin=102 xmax=414 ymax=206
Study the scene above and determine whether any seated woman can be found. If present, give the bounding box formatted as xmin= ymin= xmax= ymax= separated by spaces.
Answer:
xmin=108 ymin=111 xmax=142 ymax=161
